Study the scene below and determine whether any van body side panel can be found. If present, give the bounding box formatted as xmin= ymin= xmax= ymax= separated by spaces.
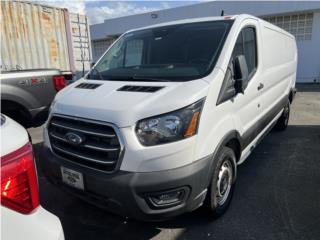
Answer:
xmin=231 ymin=19 xmax=296 ymax=155
xmin=257 ymin=22 xmax=297 ymax=134
xmin=194 ymin=69 xmax=236 ymax=160
xmin=226 ymin=18 xmax=263 ymax=144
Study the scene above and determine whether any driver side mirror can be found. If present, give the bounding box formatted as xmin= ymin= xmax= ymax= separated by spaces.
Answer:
xmin=234 ymin=55 xmax=249 ymax=94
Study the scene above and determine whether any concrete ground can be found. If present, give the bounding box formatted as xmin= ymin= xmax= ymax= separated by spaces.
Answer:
xmin=29 ymin=84 xmax=320 ymax=240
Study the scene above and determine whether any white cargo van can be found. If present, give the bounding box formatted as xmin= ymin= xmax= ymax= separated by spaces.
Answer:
xmin=40 ymin=14 xmax=297 ymax=220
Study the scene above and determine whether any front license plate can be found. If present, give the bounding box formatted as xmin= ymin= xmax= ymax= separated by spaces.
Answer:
xmin=61 ymin=166 xmax=84 ymax=190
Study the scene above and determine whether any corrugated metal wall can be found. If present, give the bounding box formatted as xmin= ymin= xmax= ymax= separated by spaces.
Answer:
xmin=0 ymin=1 xmax=70 ymax=71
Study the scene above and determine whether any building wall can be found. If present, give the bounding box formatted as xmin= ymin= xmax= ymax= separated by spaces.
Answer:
xmin=296 ymin=11 xmax=320 ymax=82
xmin=90 ymin=1 xmax=320 ymax=82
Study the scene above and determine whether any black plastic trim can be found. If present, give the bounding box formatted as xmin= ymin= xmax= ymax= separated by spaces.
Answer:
xmin=76 ymin=83 xmax=101 ymax=89
xmin=241 ymin=95 xmax=287 ymax=149
xmin=117 ymin=85 xmax=164 ymax=93
xmin=39 ymin=146 xmax=212 ymax=221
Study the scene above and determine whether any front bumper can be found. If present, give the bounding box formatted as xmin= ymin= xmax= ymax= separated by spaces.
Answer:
xmin=39 ymin=146 xmax=212 ymax=221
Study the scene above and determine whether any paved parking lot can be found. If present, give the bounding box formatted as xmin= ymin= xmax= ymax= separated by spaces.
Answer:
xmin=29 ymin=84 xmax=320 ymax=240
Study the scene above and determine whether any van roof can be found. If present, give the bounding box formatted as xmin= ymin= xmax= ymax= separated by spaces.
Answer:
xmin=126 ymin=14 xmax=294 ymax=40
xmin=127 ymin=14 xmax=255 ymax=33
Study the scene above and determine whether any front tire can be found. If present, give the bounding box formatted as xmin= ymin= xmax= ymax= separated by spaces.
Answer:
xmin=204 ymin=147 xmax=237 ymax=218
xmin=275 ymin=99 xmax=290 ymax=131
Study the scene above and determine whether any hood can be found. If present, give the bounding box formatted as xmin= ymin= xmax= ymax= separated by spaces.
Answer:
xmin=52 ymin=79 xmax=209 ymax=127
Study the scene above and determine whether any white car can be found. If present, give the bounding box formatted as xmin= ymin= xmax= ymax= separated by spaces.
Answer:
xmin=1 ymin=114 xmax=64 ymax=240
xmin=40 ymin=14 xmax=297 ymax=220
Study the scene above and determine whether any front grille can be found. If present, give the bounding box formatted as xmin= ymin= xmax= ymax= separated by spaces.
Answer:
xmin=48 ymin=115 xmax=122 ymax=171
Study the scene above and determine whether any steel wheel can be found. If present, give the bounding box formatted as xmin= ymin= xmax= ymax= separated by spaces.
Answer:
xmin=216 ymin=159 xmax=233 ymax=206
xmin=204 ymin=146 xmax=236 ymax=218
xmin=283 ymin=103 xmax=290 ymax=126
xmin=275 ymin=99 xmax=290 ymax=131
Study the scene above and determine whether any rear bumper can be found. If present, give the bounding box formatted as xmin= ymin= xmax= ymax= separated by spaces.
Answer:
xmin=39 ymin=146 xmax=212 ymax=221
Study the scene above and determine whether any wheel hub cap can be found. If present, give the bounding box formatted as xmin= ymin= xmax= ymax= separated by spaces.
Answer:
xmin=216 ymin=160 xmax=232 ymax=206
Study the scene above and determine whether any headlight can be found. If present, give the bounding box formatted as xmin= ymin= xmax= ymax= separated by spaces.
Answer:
xmin=135 ymin=99 xmax=205 ymax=146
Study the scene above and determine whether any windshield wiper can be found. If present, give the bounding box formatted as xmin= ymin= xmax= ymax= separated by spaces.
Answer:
xmin=132 ymin=75 xmax=171 ymax=82
xmin=108 ymin=75 xmax=171 ymax=82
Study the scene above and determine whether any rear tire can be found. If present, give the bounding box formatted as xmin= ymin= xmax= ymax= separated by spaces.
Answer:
xmin=204 ymin=147 xmax=237 ymax=218
xmin=275 ymin=99 xmax=290 ymax=131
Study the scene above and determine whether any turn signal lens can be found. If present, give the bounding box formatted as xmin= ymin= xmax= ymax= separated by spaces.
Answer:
xmin=184 ymin=111 xmax=200 ymax=137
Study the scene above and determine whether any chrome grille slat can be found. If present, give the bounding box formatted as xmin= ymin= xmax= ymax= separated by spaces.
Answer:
xmin=48 ymin=115 xmax=122 ymax=171
xmin=50 ymin=121 xmax=116 ymax=138
xmin=52 ymin=145 xmax=116 ymax=165
xmin=83 ymin=144 xmax=119 ymax=152
xmin=49 ymin=132 xmax=119 ymax=152
xmin=49 ymin=131 xmax=67 ymax=142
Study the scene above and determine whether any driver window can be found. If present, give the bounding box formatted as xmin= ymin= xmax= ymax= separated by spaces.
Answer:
xmin=125 ymin=39 xmax=143 ymax=67
xmin=232 ymin=32 xmax=244 ymax=60
xmin=231 ymin=27 xmax=257 ymax=79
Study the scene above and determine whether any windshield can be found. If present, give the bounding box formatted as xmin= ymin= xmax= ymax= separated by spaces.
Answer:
xmin=87 ymin=20 xmax=233 ymax=82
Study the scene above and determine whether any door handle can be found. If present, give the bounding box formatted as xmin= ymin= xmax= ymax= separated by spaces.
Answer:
xmin=257 ymin=83 xmax=264 ymax=91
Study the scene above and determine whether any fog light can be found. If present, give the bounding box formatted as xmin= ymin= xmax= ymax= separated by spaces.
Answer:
xmin=148 ymin=188 xmax=187 ymax=208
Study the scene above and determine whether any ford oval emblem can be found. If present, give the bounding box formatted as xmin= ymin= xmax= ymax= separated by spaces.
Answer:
xmin=64 ymin=132 xmax=84 ymax=145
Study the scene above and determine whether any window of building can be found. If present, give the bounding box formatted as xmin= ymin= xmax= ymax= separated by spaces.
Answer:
xmin=264 ymin=12 xmax=313 ymax=41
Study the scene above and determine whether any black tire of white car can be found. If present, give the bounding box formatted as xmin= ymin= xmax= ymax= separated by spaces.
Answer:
xmin=204 ymin=146 xmax=236 ymax=218
xmin=275 ymin=99 xmax=290 ymax=131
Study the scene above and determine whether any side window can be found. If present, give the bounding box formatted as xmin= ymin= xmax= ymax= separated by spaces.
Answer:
xmin=232 ymin=27 xmax=257 ymax=78
xmin=217 ymin=27 xmax=257 ymax=105
xmin=125 ymin=39 xmax=143 ymax=67
xmin=232 ymin=32 xmax=244 ymax=60
xmin=243 ymin=28 xmax=257 ymax=76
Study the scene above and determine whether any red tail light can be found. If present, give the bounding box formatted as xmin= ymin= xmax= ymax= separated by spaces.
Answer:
xmin=1 ymin=143 xmax=39 ymax=214
xmin=53 ymin=75 xmax=66 ymax=91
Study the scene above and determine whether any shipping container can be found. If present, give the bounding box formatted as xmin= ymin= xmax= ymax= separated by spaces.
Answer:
xmin=0 ymin=1 xmax=92 ymax=79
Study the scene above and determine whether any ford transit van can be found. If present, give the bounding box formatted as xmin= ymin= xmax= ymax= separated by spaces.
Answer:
xmin=40 ymin=14 xmax=297 ymax=220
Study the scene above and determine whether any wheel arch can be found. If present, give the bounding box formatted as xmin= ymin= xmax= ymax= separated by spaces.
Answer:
xmin=289 ymin=88 xmax=296 ymax=103
xmin=206 ymin=130 xmax=242 ymax=187
xmin=1 ymin=99 xmax=32 ymax=127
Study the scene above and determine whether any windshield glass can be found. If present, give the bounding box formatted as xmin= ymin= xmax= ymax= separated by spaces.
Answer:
xmin=87 ymin=20 xmax=233 ymax=82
